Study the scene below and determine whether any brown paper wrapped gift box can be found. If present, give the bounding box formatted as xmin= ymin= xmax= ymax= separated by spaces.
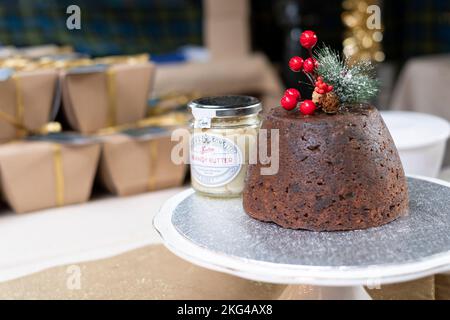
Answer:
xmin=61 ymin=62 xmax=156 ymax=134
xmin=99 ymin=128 xmax=187 ymax=196
xmin=0 ymin=69 xmax=59 ymax=143
xmin=0 ymin=140 xmax=100 ymax=213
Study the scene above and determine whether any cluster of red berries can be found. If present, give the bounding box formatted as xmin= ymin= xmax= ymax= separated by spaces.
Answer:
xmin=314 ymin=76 xmax=333 ymax=94
xmin=281 ymin=88 xmax=316 ymax=115
xmin=280 ymin=30 xmax=319 ymax=115
xmin=288 ymin=56 xmax=318 ymax=74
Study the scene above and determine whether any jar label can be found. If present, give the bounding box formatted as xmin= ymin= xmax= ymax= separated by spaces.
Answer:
xmin=190 ymin=133 xmax=242 ymax=187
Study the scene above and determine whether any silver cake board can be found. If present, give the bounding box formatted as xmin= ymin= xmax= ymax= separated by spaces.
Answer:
xmin=154 ymin=175 xmax=450 ymax=298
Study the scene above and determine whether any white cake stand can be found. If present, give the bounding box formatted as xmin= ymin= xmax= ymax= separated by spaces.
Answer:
xmin=154 ymin=176 xmax=450 ymax=300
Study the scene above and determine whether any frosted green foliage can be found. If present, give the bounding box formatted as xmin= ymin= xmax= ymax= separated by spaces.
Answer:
xmin=314 ymin=46 xmax=379 ymax=104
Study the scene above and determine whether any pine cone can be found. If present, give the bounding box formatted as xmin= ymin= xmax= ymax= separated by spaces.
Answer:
xmin=321 ymin=92 xmax=340 ymax=114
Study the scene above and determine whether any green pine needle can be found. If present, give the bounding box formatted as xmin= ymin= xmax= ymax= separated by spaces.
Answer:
xmin=314 ymin=46 xmax=379 ymax=104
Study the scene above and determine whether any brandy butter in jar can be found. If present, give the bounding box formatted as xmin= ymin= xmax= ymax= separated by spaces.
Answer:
xmin=188 ymin=96 xmax=262 ymax=197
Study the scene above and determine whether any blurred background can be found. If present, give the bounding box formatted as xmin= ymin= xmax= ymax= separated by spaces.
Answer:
xmin=0 ymin=0 xmax=449 ymax=204
xmin=1 ymin=0 xmax=449 ymax=105
xmin=0 ymin=0 xmax=449 ymax=206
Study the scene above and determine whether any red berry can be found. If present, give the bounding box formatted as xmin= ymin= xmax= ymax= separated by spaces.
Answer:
xmin=327 ymin=85 xmax=333 ymax=92
xmin=317 ymin=89 xmax=325 ymax=94
xmin=299 ymin=100 xmax=316 ymax=115
xmin=319 ymin=82 xmax=328 ymax=90
xmin=288 ymin=56 xmax=304 ymax=72
xmin=303 ymin=58 xmax=316 ymax=73
xmin=300 ymin=30 xmax=318 ymax=49
xmin=280 ymin=95 xmax=297 ymax=110
xmin=284 ymin=88 xmax=301 ymax=101
xmin=317 ymin=76 xmax=323 ymax=82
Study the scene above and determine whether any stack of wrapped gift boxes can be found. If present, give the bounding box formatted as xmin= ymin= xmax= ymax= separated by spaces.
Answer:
xmin=0 ymin=52 xmax=188 ymax=213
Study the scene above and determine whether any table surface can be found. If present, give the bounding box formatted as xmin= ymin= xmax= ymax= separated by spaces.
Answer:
xmin=0 ymin=187 xmax=185 ymax=282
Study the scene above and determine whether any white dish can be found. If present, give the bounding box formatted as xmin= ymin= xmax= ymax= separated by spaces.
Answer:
xmin=381 ymin=111 xmax=450 ymax=177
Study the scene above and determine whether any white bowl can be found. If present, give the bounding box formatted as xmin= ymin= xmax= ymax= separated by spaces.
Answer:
xmin=381 ymin=111 xmax=450 ymax=178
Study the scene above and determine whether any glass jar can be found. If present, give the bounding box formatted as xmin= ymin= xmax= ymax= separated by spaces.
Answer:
xmin=188 ymin=95 xmax=262 ymax=197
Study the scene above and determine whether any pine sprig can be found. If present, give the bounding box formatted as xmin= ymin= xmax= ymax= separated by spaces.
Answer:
xmin=314 ymin=46 xmax=379 ymax=104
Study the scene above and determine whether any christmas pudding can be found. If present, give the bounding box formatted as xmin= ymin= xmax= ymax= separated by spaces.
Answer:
xmin=243 ymin=31 xmax=409 ymax=231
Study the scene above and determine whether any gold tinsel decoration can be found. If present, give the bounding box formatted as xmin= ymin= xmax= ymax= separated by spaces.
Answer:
xmin=341 ymin=0 xmax=384 ymax=63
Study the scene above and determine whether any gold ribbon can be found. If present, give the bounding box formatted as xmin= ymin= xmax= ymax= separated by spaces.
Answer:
xmin=96 ymin=112 xmax=190 ymax=136
xmin=106 ymin=68 xmax=117 ymax=127
xmin=94 ymin=53 xmax=149 ymax=66
xmin=148 ymin=91 xmax=201 ymax=116
xmin=52 ymin=144 xmax=65 ymax=207
xmin=0 ymin=110 xmax=185 ymax=138
xmin=12 ymin=74 xmax=25 ymax=137
xmin=0 ymin=57 xmax=83 ymax=71
xmin=0 ymin=53 xmax=149 ymax=72
xmin=0 ymin=57 xmax=29 ymax=70
xmin=101 ymin=54 xmax=150 ymax=128
xmin=38 ymin=58 xmax=92 ymax=70
xmin=0 ymin=107 xmax=61 ymax=136
xmin=148 ymin=140 xmax=158 ymax=191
